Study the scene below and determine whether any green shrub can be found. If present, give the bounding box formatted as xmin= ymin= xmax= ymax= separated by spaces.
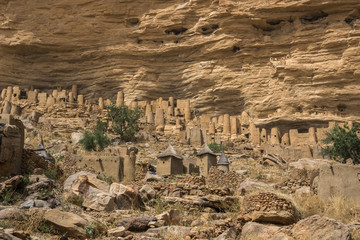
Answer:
xmin=321 ymin=124 xmax=360 ymax=164
xmin=106 ymin=104 xmax=143 ymax=142
xmin=0 ymin=221 xmax=9 ymax=229
xmin=39 ymin=189 xmax=53 ymax=200
xmin=79 ymin=120 xmax=110 ymax=152
xmin=0 ymin=190 xmax=21 ymax=205
xmin=45 ymin=167 xmax=58 ymax=180
xmin=79 ymin=130 xmax=96 ymax=151
xmin=208 ymin=142 xmax=227 ymax=153
xmin=84 ymin=222 xmax=96 ymax=238
xmin=67 ymin=194 xmax=83 ymax=207
xmin=97 ymin=173 xmax=113 ymax=185
xmin=38 ymin=223 xmax=56 ymax=234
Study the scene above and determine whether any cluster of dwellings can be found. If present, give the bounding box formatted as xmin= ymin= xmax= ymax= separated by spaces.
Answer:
xmin=0 ymin=85 xmax=355 ymax=161
xmin=157 ymin=143 xmax=229 ymax=177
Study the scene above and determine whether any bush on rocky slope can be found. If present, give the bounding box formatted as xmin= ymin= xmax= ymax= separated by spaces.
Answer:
xmin=321 ymin=124 xmax=360 ymax=164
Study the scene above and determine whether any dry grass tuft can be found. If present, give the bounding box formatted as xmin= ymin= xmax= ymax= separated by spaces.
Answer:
xmin=292 ymin=194 xmax=359 ymax=224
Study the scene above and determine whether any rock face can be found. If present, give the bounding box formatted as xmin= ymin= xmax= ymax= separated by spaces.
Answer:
xmin=241 ymin=215 xmax=352 ymax=240
xmin=291 ymin=215 xmax=351 ymax=240
xmin=1 ymin=1 xmax=360 ymax=118
xmin=44 ymin=209 xmax=88 ymax=239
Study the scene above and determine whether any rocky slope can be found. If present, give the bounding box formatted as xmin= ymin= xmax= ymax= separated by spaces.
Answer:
xmin=1 ymin=0 xmax=360 ymax=118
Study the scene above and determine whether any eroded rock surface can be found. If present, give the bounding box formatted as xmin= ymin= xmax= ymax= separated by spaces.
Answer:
xmin=1 ymin=0 xmax=360 ymax=118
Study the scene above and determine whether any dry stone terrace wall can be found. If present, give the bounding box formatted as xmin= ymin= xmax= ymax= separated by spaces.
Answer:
xmin=0 ymin=85 xmax=357 ymax=160
xmin=1 ymin=0 xmax=360 ymax=118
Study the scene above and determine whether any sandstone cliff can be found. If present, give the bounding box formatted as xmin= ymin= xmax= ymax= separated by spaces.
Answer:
xmin=1 ymin=0 xmax=360 ymax=119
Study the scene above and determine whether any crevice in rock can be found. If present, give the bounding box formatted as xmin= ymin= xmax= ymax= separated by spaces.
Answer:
xmin=127 ymin=18 xmax=140 ymax=26
xmin=165 ymin=27 xmax=188 ymax=35
xmin=344 ymin=9 xmax=360 ymax=25
xmin=266 ymin=19 xmax=283 ymax=26
xmin=300 ymin=11 xmax=328 ymax=24
xmin=232 ymin=46 xmax=240 ymax=53
xmin=201 ymin=24 xmax=219 ymax=35
xmin=337 ymin=104 xmax=346 ymax=113
xmin=252 ymin=24 xmax=276 ymax=33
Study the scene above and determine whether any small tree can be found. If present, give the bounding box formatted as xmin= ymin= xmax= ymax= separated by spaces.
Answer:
xmin=106 ymin=104 xmax=143 ymax=141
xmin=208 ymin=142 xmax=227 ymax=153
xmin=79 ymin=120 xmax=110 ymax=152
xmin=321 ymin=124 xmax=360 ymax=164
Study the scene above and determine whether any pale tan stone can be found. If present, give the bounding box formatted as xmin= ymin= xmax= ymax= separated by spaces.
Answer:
xmin=77 ymin=94 xmax=84 ymax=105
xmin=99 ymin=97 xmax=104 ymax=109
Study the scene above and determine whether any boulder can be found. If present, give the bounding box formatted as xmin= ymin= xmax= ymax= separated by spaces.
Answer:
xmin=144 ymin=171 xmax=162 ymax=182
xmin=25 ymin=175 xmax=54 ymax=194
xmin=139 ymin=184 xmax=156 ymax=201
xmin=71 ymin=132 xmax=83 ymax=145
xmin=291 ymin=215 xmax=351 ymax=240
xmin=3 ymin=229 xmax=30 ymax=240
xmin=238 ymin=178 xmax=274 ymax=196
xmin=294 ymin=186 xmax=311 ymax=198
xmin=0 ymin=176 xmax=23 ymax=192
xmin=81 ymin=186 xmax=117 ymax=211
xmin=107 ymin=226 xmax=127 ymax=238
xmin=63 ymin=171 xmax=110 ymax=193
xmin=44 ymin=209 xmax=88 ymax=239
xmin=215 ymin=227 xmax=237 ymax=240
xmin=318 ymin=164 xmax=360 ymax=207
xmin=241 ymin=222 xmax=293 ymax=240
xmin=20 ymin=200 xmax=51 ymax=209
xmin=63 ymin=171 xmax=116 ymax=211
xmin=0 ymin=207 xmax=19 ymax=219
xmin=289 ymin=158 xmax=331 ymax=172
xmin=0 ymin=232 xmax=22 ymax=240
xmin=116 ymin=216 xmax=156 ymax=231
xmin=156 ymin=209 xmax=181 ymax=225
xmin=249 ymin=211 xmax=297 ymax=225
xmin=110 ymin=183 xmax=145 ymax=210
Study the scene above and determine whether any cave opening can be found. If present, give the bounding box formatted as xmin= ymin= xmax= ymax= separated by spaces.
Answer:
xmin=337 ymin=104 xmax=346 ymax=112
xmin=300 ymin=11 xmax=328 ymax=24
xmin=165 ymin=28 xmax=188 ymax=35
xmin=201 ymin=24 xmax=219 ymax=35
xmin=232 ymin=46 xmax=240 ymax=53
